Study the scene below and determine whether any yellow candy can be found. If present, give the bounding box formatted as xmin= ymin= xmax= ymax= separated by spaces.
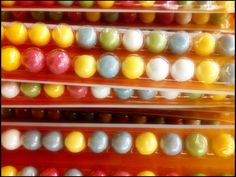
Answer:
xmin=139 ymin=1 xmax=155 ymax=8
xmin=1 ymin=166 xmax=17 ymax=176
xmin=43 ymin=84 xmax=65 ymax=98
xmin=137 ymin=171 xmax=156 ymax=176
xmin=192 ymin=13 xmax=210 ymax=25
xmin=135 ymin=132 xmax=158 ymax=155
xmin=1 ymin=46 xmax=21 ymax=71
xmin=5 ymin=22 xmax=28 ymax=45
xmin=196 ymin=60 xmax=220 ymax=84
xmin=139 ymin=13 xmax=156 ymax=24
xmin=1 ymin=26 xmax=4 ymax=40
xmin=122 ymin=54 xmax=145 ymax=79
xmin=74 ymin=55 xmax=96 ymax=78
xmin=212 ymin=133 xmax=235 ymax=158
xmin=211 ymin=94 xmax=227 ymax=101
xmin=29 ymin=23 xmax=51 ymax=47
xmin=65 ymin=131 xmax=86 ymax=153
xmin=193 ymin=33 xmax=215 ymax=56
xmin=85 ymin=12 xmax=101 ymax=22
xmin=52 ymin=24 xmax=74 ymax=48
xmin=216 ymin=1 xmax=235 ymax=12
xmin=97 ymin=1 xmax=115 ymax=8
xmin=1 ymin=1 xmax=15 ymax=6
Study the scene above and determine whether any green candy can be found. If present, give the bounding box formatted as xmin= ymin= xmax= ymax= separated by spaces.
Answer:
xmin=210 ymin=13 xmax=229 ymax=27
xmin=145 ymin=31 xmax=167 ymax=53
xmin=193 ymin=173 xmax=206 ymax=176
xmin=178 ymin=1 xmax=195 ymax=9
xmin=99 ymin=28 xmax=121 ymax=51
xmin=20 ymin=83 xmax=42 ymax=98
xmin=185 ymin=93 xmax=202 ymax=99
xmin=78 ymin=1 xmax=94 ymax=8
xmin=185 ymin=133 xmax=208 ymax=157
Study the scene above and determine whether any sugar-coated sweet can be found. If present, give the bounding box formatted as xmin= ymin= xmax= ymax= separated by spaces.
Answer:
xmin=1 ymin=82 xmax=20 ymax=99
xmin=122 ymin=54 xmax=145 ymax=79
xmin=122 ymin=29 xmax=143 ymax=52
xmin=85 ymin=12 xmax=101 ymax=22
xmin=22 ymin=48 xmax=45 ymax=73
xmin=139 ymin=1 xmax=155 ymax=7
xmin=21 ymin=130 xmax=42 ymax=151
xmin=219 ymin=63 xmax=235 ymax=85
xmin=64 ymin=169 xmax=83 ymax=176
xmin=78 ymin=1 xmax=94 ymax=7
xmin=57 ymin=0 xmax=73 ymax=6
xmin=114 ymin=88 xmax=134 ymax=100
xmin=42 ymin=131 xmax=63 ymax=152
xmin=139 ymin=13 xmax=156 ymax=24
xmin=113 ymin=171 xmax=131 ymax=176
xmin=156 ymin=13 xmax=175 ymax=25
xmin=211 ymin=94 xmax=227 ymax=101
xmin=40 ymin=168 xmax=59 ymax=176
xmin=11 ymin=11 xmax=28 ymax=21
xmin=97 ymin=54 xmax=120 ymax=78
xmin=137 ymin=90 xmax=157 ymax=100
xmin=170 ymin=57 xmax=195 ymax=82
xmin=210 ymin=13 xmax=229 ymax=28
xmin=103 ymin=12 xmax=119 ymax=23
xmin=121 ymin=13 xmax=137 ymax=23
xmin=1 ymin=129 xmax=21 ymax=150
xmin=192 ymin=13 xmax=210 ymax=25
xmin=31 ymin=11 xmax=46 ymax=21
xmin=1 ymin=46 xmax=21 ymax=72
xmin=20 ymin=83 xmax=42 ymax=98
xmin=97 ymin=1 xmax=115 ymax=8
xmin=43 ymin=84 xmax=65 ymax=98
xmin=76 ymin=26 xmax=97 ymax=49
xmin=137 ymin=171 xmax=156 ymax=176
xmin=112 ymin=131 xmax=133 ymax=154
xmin=91 ymin=86 xmax=111 ymax=99
xmin=67 ymin=86 xmax=88 ymax=98
xmin=74 ymin=55 xmax=96 ymax=78
xmin=46 ymin=49 xmax=71 ymax=75
xmin=66 ymin=12 xmax=82 ymax=22
xmin=216 ymin=35 xmax=235 ymax=56
xmin=145 ymin=31 xmax=167 ymax=53
xmin=175 ymin=13 xmax=192 ymax=25
xmin=1 ymin=1 xmax=16 ymax=6
xmin=168 ymin=32 xmax=190 ymax=54
xmin=160 ymin=90 xmax=180 ymax=100
xmin=65 ymin=131 xmax=86 ymax=153
xmin=185 ymin=93 xmax=202 ymax=99
xmin=49 ymin=11 xmax=64 ymax=21
xmin=88 ymin=131 xmax=109 ymax=153
xmin=160 ymin=133 xmax=182 ymax=156
xmin=19 ymin=166 xmax=38 ymax=176
xmin=99 ymin=28 xmax=121 ymax=51
xmin=1 ymin=166 xmax=17 ymax=176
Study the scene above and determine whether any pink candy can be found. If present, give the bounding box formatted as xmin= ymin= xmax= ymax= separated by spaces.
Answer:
xmin=67 ymin=86 xmax=88 ymax=98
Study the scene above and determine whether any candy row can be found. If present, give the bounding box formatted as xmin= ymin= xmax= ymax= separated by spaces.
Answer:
xmin=2 ymin=22 xmax=235 ymax=56
xmin=1 ymin=165 xmax=233 ymax=176
xmin=1 ymin=82 xmax=231 ymax=101
xmin=2 ymin=129 xmax=234 ymax=158
xmin=2 ymin=47 xmax=235 ymax=85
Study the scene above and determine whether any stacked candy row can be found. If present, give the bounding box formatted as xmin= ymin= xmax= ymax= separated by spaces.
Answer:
xmin=1 ymin=82 xmax=231 ymax=101
xmin=2 ymin=22 xmax=235 ymax=56
xmin=2 ymin=129 xmax=234 ymax=158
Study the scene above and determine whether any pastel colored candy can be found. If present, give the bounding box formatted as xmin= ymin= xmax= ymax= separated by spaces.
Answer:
xmin=113 ymin=171 xmax=131 ymax=176
xmin=210 ymin=13 xmax=229 ymax=27
xmin=219 ymin=63 xmax=235 ymax=85
xmin=20 ymin=83 xmax=42 ymax=98
xmin=139 ymin=0 xmax=155 ymax=7
xmin=42 ymin=131 xmax=63 ymax=152
xmin=40 ymin=168 xmax=59 ymax=176
xmin=21 ymin=130 xmax=42 ymax=150
xmin=99 ymin=28 xmax=121 ymax=51
xmin=175 ymin=13 xmax=192 ymax=25
xmin=160 ymin=133 xmax=182 ymax=156
xmin=160 ymin=91 xmax=180 ymax=100
xmin=112 ymin=131 xmax=133 ymax=154
xmin=91 ymin=86 xmax=111 ymax=99
xmin=103 ymin=12 xmax=119 ymax=23
xmin=1 ymin=129 xmax=21 ymax=150
xmin=1 ymin=82 xmax=20 ymax=99
xmin=58 ymin=1 xmax=73 ymax=6
xmin=19 ymin=166 xmax=38 ymax=176
xmin=43 ymin=84 xmax=65 ymax=98
xmin=216 ymin=35 xmax=235 ymax=56
xmin=1 ymin=166 xmax=17 ymax=176
xmin=74 ymin=55 xmax=96 ymax=78
xmin=67 ymin=86 xmax=88 ymax=98
xmin=64 ymin=169 xmax=83 ymax=176
xmin=122 ymin=29 xmax=143 ymax=52
xmin=76 ymin=26 xmax=97 ymax=49
xmin=137 ymin=90 xmax=157 ymax=100
xmin=65 ymin=131 xmax=86 ymax=153
xmin=78 ymin=1 xmax=94 ymax=7
xmin=168 ymin=32 xmax=190 ymax=54
xmin=145 ymin=31 xmax=167 ymax=53
xmin=114 ymin=88 xmax=134 ymax=100
xmin=97 ymin=54 xmax=120 ymax=78
xmin=88 ymin=131 xmax=109 ymax=153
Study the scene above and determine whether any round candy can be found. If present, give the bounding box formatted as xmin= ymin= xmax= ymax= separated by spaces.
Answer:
xmin=97 ymin=54 xmax=120 ymax=78
xmin=64 ymin=169 xmax=83 ymax=176
xmin=46 ymin=49 xmax=71 ymax=75
xmin=139 ymin=13 xmax=156 ymax=24
xmin=48 ymin=109 xmax=61 ymax=121
xmin=40 ymin=168 xmax=59 ymax=176
xmin=192 ymin=13 xmax=210 ymax=25
xmin=1 ymin=82 xmax=20 ymax=99
xmin=219 ymin=63 xmax=235 ymax=85
xmin=133 ymin=115 xmax=147 ymax=124
xmin=88 ymin=131 xmax=109 ymax=153
xmin=32 ymin=108 xmax=45 ymax=119
xmin=39 ymin=1 xmax=56 ymax=5
xmin=216 ymin=35 xmax=235 ymax=56
xmin=99 ymin=113 xmax=112 ymax=123
xmin=16 ymin=1 xmax=35 ymax=6
xmin=211 ymin=94 xmax=227 ymax=101
xmin=76 ymin=26 xmax=97 ymax=49
xmin=160 ymin=90 xmax=180 ymax=100
xmin=185 ymin=133 xmax=208 ymax=157
xmin=42 ymin=131 xmax=63 ymax=152
xmin=65 ymin=131 xmax=86 ymax=153
xmin=114 ymin=88 xmax=134 ymax=100
xmin=112 ymin=131 xmax=133 ymax=154
xmin=58 ymin=1 xmax=73 ymax=6
xmin=22 ymin=47 xmax=45 ymax=73
xmin=103 ymin=12 xmax=119 ymax=23
xmin=11 ymin=11 xmax=28 ymax=21
xmin=156 ymin=13 xmax=175 ymax=25
xmin=135 ymin=132 xmax=158 ymax=155
xmin=160 ymin=133 xmax=182 ymax=156
xmin=21 ymin=130 xmax=42 ymax=150
xmin=43 ymin=84 xmax=65 ymax=98
xmin=78 ymin=1 xmax=94 ymax=7
xmin=168 ymin=32 xmax=190 ymax=54
xmin=178 ymin=1 xmax=194 ymax=9
xmin=97 ymin=1 xmax=115 ymax=8
xmin=139 ymin=1 xmax=155 ymax=7
xmin=122 ymin=54 xmax=145 ymax=79
xmin=99 ymin=28 xmax=121 ymax=51
xmin=175 ymin=13 xmax=192 ymax=25
xmin=212 ymin=133 xmax=234 ymax=158
xmin=137 ymin=171 xmax=156 ymax=176
xmin=74 ymin=55 xmax=96 ymax=78
xmin=67 ymin=86 xmax=88 ymax=98
xmin=145 ymin=31 xmax=167 ymax=53
xmin=113 ymin=171 xmax=131 ymax=176
xmin=90 ymin=170 xmax=106 ymax=176
xmin=1 ymin=129 xmax=21 ymax=150
xmin=122 ymin=29 xmax=143 ymax=52
xmin=170 ymin=57 xmax=195 ymax=82
xmin=210 ymin=13 xmax=229 ymax=28
xmin=121 ymin=13 xmax=137 ymax=23
xmin=49 ymin=12 xmax=64 ymax=21
xmin=1 ymin=166 xmax=17 ymax=176
xmin=1 ymin=1 xmax=16 ymax=6
xmin=185 ymin=93 xmax=202 ymax=99
xmin=52 ymin=24 xmax=74 ymax=48
xmin=193 ymin=33 xmax=216 ymax=56
xmin=91 ymin=86 xmax=111 ymax=99
xmin=1 ymin=46 xmax=21 ymax=71
xmin=2 ymin=26 xmax=4 ymax=40
xmin=196 ymin=59 xmax=220 ymax=84
xmin=20 ymin=83 xmax=42 ymax=98
xmin=19 ymin=166 xmax=38 ymax=176
xmin=137 ymin=90 xmax=157 ymax=100
xmin=66 ymin=12 xmax=82 ymax=22
xmin=85 ymin=12 xmax=101 ymax=22
xmin=31 ymin=11 xmax=46 ymax=21
xmin=5 ymin=22 xmax=28 ymax=45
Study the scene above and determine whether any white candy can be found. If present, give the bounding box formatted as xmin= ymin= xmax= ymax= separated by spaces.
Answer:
xmin=1 ymin=129 xmax=21 ymax=150
xmin=160 ymin=90 xmax=180 ymax=100
xmin=91 ymin=86 xmax=111 ymax=99
xmin=146 ymin=57 xmax=170 ymax=81
xmin=1 ymin=82 xmax=20 ymax=98
xmin=122 ymin=29 xmax=143 ymax=52
xmin=170 ymin=57 xmax=195 ymax=82
xmin=57 ymin=1 xmax=73 ymax=6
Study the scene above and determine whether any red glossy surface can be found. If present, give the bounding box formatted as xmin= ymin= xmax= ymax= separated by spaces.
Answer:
xmin=66 ymin=12 xmax=83 ymax=22
xmin=11 ymin=11 xmax=29 ymax=21
xmin=156 ymin=13 xmax=175 ymax=25
xmin=16 ymin=1 xmax=35 ymax=6
xmin=67 ymin=86 xmax=88 ymax=99
xmin=90 ymin=170 xmax=107 ymax=176
xmin=120 ymin=13 xmax=137 ymax=23
xmin=40 ymin=168 xmax=59 ymax=176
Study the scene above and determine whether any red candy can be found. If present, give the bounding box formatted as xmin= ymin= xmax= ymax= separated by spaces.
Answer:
xmin=16 ymin=1 xmax=35 ymax=6
xmin=22 ymin=48 xmax=45 ymax=73
xmin=90 ymin=170 xmax=106 ymax=176
xmin=67 ymin=86 xmax=88 ymax=98
xmin=11 ymin=11 xmax=29 ymax=21
xmin=157 ymin=1 xmax=177 ymax=10
xmin=121 ymin=13 xmax=137 ymax=23
xmin=118 ymin=0 xmax=135 ymax=7
xmin=40 ymin=168 xmax=59 ymax=176
xmin=113 ymin=171 xmax=131 ymax=176
xmin=66 ymin=12 xmax=83 ymax=22
xmin=156 ymin=13 xmax=175 ymax=25
xmin=38 ymin=1 xmax=56 ymax=6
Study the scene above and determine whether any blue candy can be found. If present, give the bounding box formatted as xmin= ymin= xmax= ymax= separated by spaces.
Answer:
xmin=216 ymin=35 xmax=235 ymax=56
xmin=76 ymin=26 xmax=97 ymax=49
xmin=137 ymin=90 xmax=157 ymax=100
xmin=220 ymin=63 xmax=235 ymax=85
xmin=114 ymin=88 xmax=134 ymax=100
xmin=88 ymin=131 xmax=109 ymax=153
xmin=168 ymin=31 xmax=190 ymax=54
xmin=112 ymin=131 xmax=133 ymax=154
